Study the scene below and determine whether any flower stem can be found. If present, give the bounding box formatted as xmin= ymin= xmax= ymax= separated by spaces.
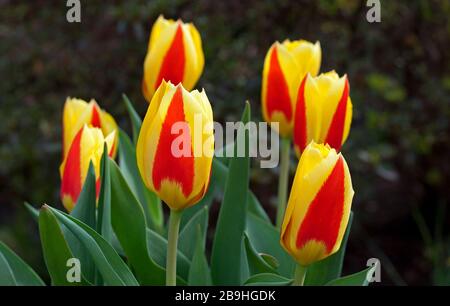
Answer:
xmin=166 ymin=209 xmax=183 ymax=286
xmin=276 ymin=138 xmax=291 ymax=228
xmin=293 ymin=264 xmax=307 ymax=286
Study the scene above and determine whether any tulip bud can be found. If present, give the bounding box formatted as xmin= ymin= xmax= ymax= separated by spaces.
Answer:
xmin=142 ymin=15 xmax=205 ymax=102
xmin=280 ymin=142 xmax=354 ymax=266
xmin=136 ymin=81 xmax=214 ymax=211
xmin=60 ymin=125 xmax=115 ymax=212
xmin=293 ymin=71 xmax=352 ymax=155
xmin=62 ymin=98 xmax=118 ymax=159
xmin=262 ymin=40 xmax=321 ymax=137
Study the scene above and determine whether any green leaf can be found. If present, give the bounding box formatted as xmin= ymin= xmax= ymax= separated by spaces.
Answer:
xmin=118 ymin=129 xmax=163 ymax=232
xmin=24 ymin=202 xmax=39 ymax=221
xmin=326 ymin=263 xmax=378 ymax=286
xmin=39 ymin=206 xmax=87 ymax=286
xmin=243 ymin=234 xmax=276 ymax=276
xmin=71 ymin=162 xmax=97 ymax=229
xmin=47 ymin=206 xmax=138 ymax=286
xmin=109 ymin=159 xmax=165 ymax=285
xmin=212 ymin=158 xmax=269 ymax=223
xmin=211 ymin=102 xmax=251 ymax=285
xmin=0 ymin=241 xmax=44 ymax=286
xmin=122 ymin=94 xmax=142 ymax=144
xmin=188 ymin=226 xmax=212 ymax=285
xmin=246 ymin=212 xmax=295 ymax=278
xmin=0 ymin=251 xmax=16 ymax=285
xmin=305 ymin=212 xmax=354 ymax=285
xmin=97 ymin=144 xmax=112 ymax=243
xmin=247 ymin=192 xmax=270 ymax=223
xmin=146 ymin=228 xmax=190 ymax=283
xmin=244 ymin=273 xmax=293 ymax=286
xmin=179 ymin=206 xmax=209 ymax=260
xmin=65 ymin=162 xmax=97 ymax=283
xmin=260 ymin=254 xmax=279 ymax=270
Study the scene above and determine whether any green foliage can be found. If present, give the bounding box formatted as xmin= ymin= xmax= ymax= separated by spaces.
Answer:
xmin=211 ymin=102 xmax=251 ymax=285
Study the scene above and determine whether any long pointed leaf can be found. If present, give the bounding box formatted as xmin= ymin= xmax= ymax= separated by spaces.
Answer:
xmin=48 ymin=206 xmax=138 ymax=286
xmin=211 ymin=102 xmax=251 ymax=285
xmin=39 ymin=206 xmax=88 ymax=286
xmin=118 ymin=129 xmax=163 ymax=232
xmin=109 ymin=159 xmax=165 ymax=285
xmin=0 ymin=242 xmax=44 ymax=286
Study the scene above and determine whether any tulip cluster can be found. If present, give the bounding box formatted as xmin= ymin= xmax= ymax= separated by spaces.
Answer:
xmin=22 ymin=16 xmax=366 ymax=285
xmin=60 ymin=98 xmax=118 ymax=211
xmin=261 ymin=37 xmax=355 ymax=283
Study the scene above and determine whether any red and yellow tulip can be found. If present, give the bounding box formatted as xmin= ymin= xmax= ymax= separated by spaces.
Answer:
xmin=281 ymin=142 xmax=354 ymax=266
xmin=142 ymin=15 xmax=204 ymax=102
xmin=62 ymin=98 xmax=118 ymax=159
xmin=136 ymin=81 xmax=214 ymax=211
xmin=293 ymin=71 xmax=352 ymax=155
xmin=262 ymin=39 xmax=321 ymax=138
xmin=60 ymin=125 xmax=115 ymax=212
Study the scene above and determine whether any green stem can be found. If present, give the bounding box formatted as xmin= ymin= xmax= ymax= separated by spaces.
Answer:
xmin=293 ymin=264 xmax=307 ymax=286
xmin=276 ymin=138 xmax=291 ymax=228
xmin=166 ymin=209 xmax=183 ymax=286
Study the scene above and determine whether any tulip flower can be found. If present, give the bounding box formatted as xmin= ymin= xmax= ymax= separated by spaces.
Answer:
xmin=136 ymin=80 xmax=214 ymax=285
xmin=62 ymin=98 xmax=118 ymax=159
xmin=280 ymin=142 xmax=354 ymax=284
xmin=142 ymin=15 xmax=204 ymax=102
xmin=261 ymin=39 xmax=321 ymax=138
xmin=261 ymin=39 xmax=321 ymax=228
xmin=60 ymin=125 xmax=115 ymax=212
xmin=293 ymin=71 xmax=352 ymax=156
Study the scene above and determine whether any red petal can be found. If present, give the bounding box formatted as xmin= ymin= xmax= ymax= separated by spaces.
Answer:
xmin=61 ymin=128 xmax=83 ymax=204
xmin=152 ymin=87 xmax=194 ymax=197
xmin=325 ymin=78 xmax=349 ymax=151
xmin=91 ymin=104 xmax=102 ymax=128
xmin=265 ymin=47 xmax=292 ymax=122
xmin=154 ymin=24 xmax=186 ymax=90
xmin=296 ymin=157 xmax=345 ymax=253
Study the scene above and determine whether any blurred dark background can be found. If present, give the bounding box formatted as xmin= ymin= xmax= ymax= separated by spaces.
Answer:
xmin=1 ymin=0 xmax=449 ymax=285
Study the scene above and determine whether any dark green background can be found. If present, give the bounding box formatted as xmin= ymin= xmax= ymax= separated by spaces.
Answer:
xmin=1 ymin=0 xmax=449 ymax=285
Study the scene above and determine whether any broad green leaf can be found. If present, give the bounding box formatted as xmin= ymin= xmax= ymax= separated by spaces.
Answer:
xmin=211 ymin=102 xmax=251 ymax=285
xmin=247 ymin=192 xmax=270 ymax=223
xmin=146 ymin=228 xmax=190 ymax=283
xmin=244 ymin=273 xmax=293 ymax=286
xmin=0 ymin=241 xmax=44 ymax=286
xmin=305 ymin=212 xmax=354 ymax=285
xmin=109 ymin=159 xmax=165 ymax=285
xmin=243 ymin=234 xmax=276 ymax=276
xmin=118 ymin=129 xmax=163 ymax=232
xmin=179 ymin=206 xmax=209 ymax=260
xmin=48 ymin=206 xmax=138 ymax=286
xmin=0 ymin=251 xmax=16 ymax=285
xmin=246 ymin=212 xmax=295 ymax=278
xmin=39 ymin=206 xmax=87 ymax=286
xmin=326 ymin=263 xmax=378 ymax=286
xmin=65 ymin=162 xmax=97 ymax=283
xmin=212 ymin=158 xmax=270 ymax=223
xmin=188 ymin=226 xmax=212 ymax=285
xmin=122 ymin=94 xmax=142 ymax=144
xmin=97 ymin=144 xmax=112 ymax=243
